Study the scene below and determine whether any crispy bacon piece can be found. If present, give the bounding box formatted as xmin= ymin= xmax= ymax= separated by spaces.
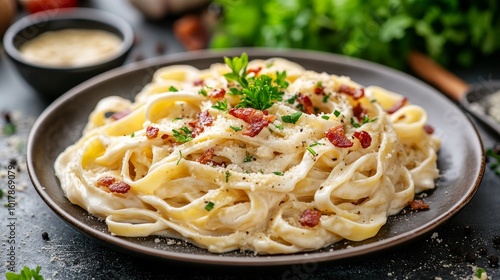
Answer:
xmin=352 ymin=103 xmax=366 ymax=121
xmin=351 ymin=197 xmax=369 ymax=205
xmin=297 ymin=94 xmax=314 ymax=114
xmin=97 ymin=176 xmax=115 ymax=187
xmin=110 ymin=109 xmax=132 ymax=120
xmin=193 ymin=79 xmax=204 ymax=86
xmin=146 ymin=126 xmax=159 ymax=139
xmin=299 ymin=209 xmax=322 ymax=227
xmin=424 ymin=124 xmax=434 ymax=134
xmin=353 ymin=130 xmax=372 ymax=148
xmin=314 ymin=86 xmax=325 ymax=95
xmin=108 ymin=181 xmax=131 ymax=194
xmin=229 ymin=108 xmax=276 ymax=137
xmin=246 ymin=67 xmax=262 ymax=76
xmin=338 ymin=84 xmax=364 ymax=99
xmin=210 ymin=88 xmax=226 ymax=99
xmin=325 ymin=125 xmax=353 ymax=148
xmin=161 ymin=134 xmax=169 ymax=140
xmin=409 ymin=199 xmax=430 ymax=211
xmin=386 ymin=97 xmax=407 ymax=114
xmin=189 ymin=110 xmax=214 ymax=137
xmin=97 ymin=176 xmax=130 ymax=194
xmin=197 ymin=148 xmax=225 ymax=166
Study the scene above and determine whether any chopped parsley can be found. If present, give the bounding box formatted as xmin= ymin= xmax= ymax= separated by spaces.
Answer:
xmin=205 ymin=201 xmax=215 ymax=211
xmin=5 ymin=266 xmax=44 ymax=280
xmin=281 ymin=112 xmax=302 ymax=124
xmin=169 ymin=86 xmax=179 ymax=92
xmin=475 ymin=267 xmax=485 ymax=279
xmin=322 ymin=94 xmax=330 ymax=103
xmin=309 ymin=142 xmax=325 ymax=147
xmin=225 ymin=171 xmax=231 ymax=182
xmin=176 ymin=150 xmax=183 ymax=165
xmin=172 ymin=117 xmax=183 ymax=122
xmin=172 ymin=127 xmax=192 ymax=143
xmin=244 ymin=151 xmax=254 ymax=163
xmin=286 ymin=94 xmax=298 ymax=104
xmin=333 ymin=110 xmax=341 ymax=117
xmin=321 ymin=115 xmax=330 ymax=120
xmin=230 ymin=125 xmax=242 ymax=131
xmin=212 ymin=99 xmax=228 ymax=111
xmin=306 ymin=146 xmax=317 ymax=157
xmin=273 ymin=122 xmax=284 ymax=130
xmin=351 ymin=116 xmax=377 ymax=128
xmin=273 ymin=171 xmax=284 ymax=176
xmin=198 ymin=89 xmax=208 ymax=96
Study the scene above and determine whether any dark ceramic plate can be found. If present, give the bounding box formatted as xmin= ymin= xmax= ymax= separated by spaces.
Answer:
xmin=27 ymin=49 xmax=484 ymax=266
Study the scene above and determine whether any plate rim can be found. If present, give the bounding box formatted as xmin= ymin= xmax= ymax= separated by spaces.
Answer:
xmin=26 ymin=48 xmax=485 ymax=266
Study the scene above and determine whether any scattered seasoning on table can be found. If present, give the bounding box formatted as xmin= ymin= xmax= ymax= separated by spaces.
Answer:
xmin=2 ymin=111 xmax=16 ymax=135
xmin=488 ymin=255 xmax=499 ymax=267
xmin=466 ymin=251 xmax=476 ymax=263
xmin=42 ymin=232 xmax=50 ymax=241
xmin=493 ymin=235 xmax=500 ymax=247
xmin=464 ymin=225 xmax=473 ymax=235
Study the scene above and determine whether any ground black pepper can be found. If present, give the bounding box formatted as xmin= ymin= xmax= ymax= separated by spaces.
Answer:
xmin=493 ymin=235 xmax=500 ymax=247
xmin=489 ymin=255 xmax=499 ymax=267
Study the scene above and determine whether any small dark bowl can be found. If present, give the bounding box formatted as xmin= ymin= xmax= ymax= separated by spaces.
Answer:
xmin=3 ymin=8 xmax=134 ymax=101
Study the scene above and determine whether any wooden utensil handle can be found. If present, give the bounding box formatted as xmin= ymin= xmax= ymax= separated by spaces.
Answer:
xmin=408 ymin=50 xmax=469 ymax=101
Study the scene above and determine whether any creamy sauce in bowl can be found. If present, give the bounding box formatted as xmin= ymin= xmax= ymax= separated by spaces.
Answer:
xmin=19 ymin=29 xmax=122 ymax=67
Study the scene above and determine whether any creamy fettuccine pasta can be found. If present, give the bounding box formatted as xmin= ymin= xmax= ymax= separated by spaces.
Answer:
xmin=55 ymin=54 xmax=440 ymax=254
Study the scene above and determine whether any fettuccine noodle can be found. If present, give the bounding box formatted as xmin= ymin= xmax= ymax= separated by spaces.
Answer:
xmin=55 ymin=55 xmax=440 ymax=254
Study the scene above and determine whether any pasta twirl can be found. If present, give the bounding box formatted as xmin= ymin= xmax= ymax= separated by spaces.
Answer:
xmin=55 ymin=54 xmax=440 ymax=254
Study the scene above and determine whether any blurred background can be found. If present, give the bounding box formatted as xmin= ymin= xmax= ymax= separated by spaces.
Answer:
xmin=1 ymin=0 xmax=499 ymax=71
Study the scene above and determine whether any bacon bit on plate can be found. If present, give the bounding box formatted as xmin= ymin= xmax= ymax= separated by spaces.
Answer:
xmin=229 ymin=108 xmax=276 ymax=137
xmin=110 ymin=109 xmax=132 ymax=120
xmin=108 ymin=181 xmax=131 ymax=194
xmin=386 ymin=97 xmax=407 ymax=114
xmin=189 ymin=110 xmax=214 ymax=137
xmin=193 ymin=79 xmax=205 ymax=86
xmin=353 ymin=130 xmax=372 ymax=148
xmin=353 ymin=103 xmax=366 ymax=121
xmin=424 ymin=124 xmax=435 ymax=134
xmin=299 ymin=209 xmax=322 ymax=227
xmin=338 ymin=84 xmax=364 ymax=99
xmin=97 ymin=176 xmax=131 ymax=194
xmin=161 ymin=134 xmax=169 ymax=140
xmin=210 ymin=88 xmax=226 ymax=99
xmin=325 ymin=125 xmax=354 ymax=148
xmin=197 ymin=148 xmax=225 ymax=166
xmin=409 ymin=199 xmax=430 ymax=211
xmin=314 ymin=85 xmax=325 ymax=95
xmin=97 ymin=176 xmax=115 ymax=187
xmin=246 ymin=67 xmax=262 ymax=76
xmin=146 ymin=126 xmax=159 ymax=139
xmin=351 ymin=197 xmax=369 ymax=205
xmin=297 ymin=93 xmax=314 ymax=114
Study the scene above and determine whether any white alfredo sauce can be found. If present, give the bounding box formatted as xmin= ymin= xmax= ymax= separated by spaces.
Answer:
xmin=19 ymin=29 xmax=122 ymax=67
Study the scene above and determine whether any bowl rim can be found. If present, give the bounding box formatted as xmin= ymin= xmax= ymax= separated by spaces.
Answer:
xmin=2 ymin=7 xmax=134 ymax=70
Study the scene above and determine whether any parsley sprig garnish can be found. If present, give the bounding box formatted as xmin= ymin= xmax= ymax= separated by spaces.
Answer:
xmin=486 ymin=148 xmax=500 ymax=175
xmin=172 ymin=127 xmax=193 ymax=143
xmin=5 ymin=266 xmax=44 ymax=280
xmin=223 ymin=53 xmax=287 ymax=111
xmin=212 ymin=99 xmax=228 ymax=111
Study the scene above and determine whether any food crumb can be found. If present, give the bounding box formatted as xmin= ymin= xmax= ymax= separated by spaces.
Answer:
xmin=154 ymin=238 xmax=160 ymax=243
xmin=42 ymin=231 xmax=50 ymax=241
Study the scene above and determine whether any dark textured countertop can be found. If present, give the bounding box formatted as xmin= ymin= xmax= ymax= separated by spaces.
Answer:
xmin=1 ymin=1 xmax=499 ymax=279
